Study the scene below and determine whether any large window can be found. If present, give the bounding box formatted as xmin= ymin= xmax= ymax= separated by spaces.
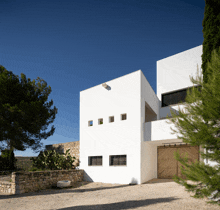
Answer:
xmin=88 ymin=156 xmax=102 ymax=166
xmin=109 ymin=155 xmax=126 ymax=166
xmin=162 ymin=85 xmax=202 ymax=107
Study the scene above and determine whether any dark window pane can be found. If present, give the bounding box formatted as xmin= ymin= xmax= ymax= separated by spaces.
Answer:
xmin=96 ymin=157 xmax=102 ymax=165
xmin=91 ymin=157 xmax=96 ymax=165
xmin=162 ymin=86 xmax=202 ymax=107
xmin=110 ymin=155 xmax=126 ymax=165
xmin=89 ymin=156 xmax=102 ymax=166
xmin=122 ymin=114 xmax=126 ymax=120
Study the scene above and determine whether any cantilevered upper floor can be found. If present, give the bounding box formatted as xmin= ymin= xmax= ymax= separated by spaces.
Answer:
xmin=144 ymin=45 xmax=203 ymax=142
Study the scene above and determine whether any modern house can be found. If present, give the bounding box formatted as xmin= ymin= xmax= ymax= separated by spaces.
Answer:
xmin=79 ymin=45 xmax=217 ymax=185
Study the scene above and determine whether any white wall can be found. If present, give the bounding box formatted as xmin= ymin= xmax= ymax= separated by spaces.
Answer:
xmin=140 ymin=71 xmax=160 ymax=183
xmin=141 ymin=141 xmax=157 ymax=183
xmin=80 ymin=70 xmax=142 ymax=184
xmin=145 ymin=119 xmax=182 ymax=141
xmin=157 ymin=45 xmax=203 ymax=102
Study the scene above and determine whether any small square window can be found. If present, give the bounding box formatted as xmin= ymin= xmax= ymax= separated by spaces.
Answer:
xmin=109 ymin=116 xmax=114 ymax=123
xmin=88 ymin=120 xmax=93 ymax=126
xmin=121 ymin=113 xmax=127 ymax=120
xmin=98 ymin=118 xmax=103 ymax=125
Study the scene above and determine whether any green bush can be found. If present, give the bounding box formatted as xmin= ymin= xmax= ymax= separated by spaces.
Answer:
xmin=0 ymin=149 xmax=17 ymax=171
xmin=30 ymin=149 xmax=76 ymax=170
xmin=29 ymin=167 xmax=44 ymax=171
xmin=16 ymin=157 xmax=34 ymax=171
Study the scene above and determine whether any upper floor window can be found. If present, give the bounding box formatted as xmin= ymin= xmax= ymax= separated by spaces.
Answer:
xmin=88 ymin=120 xmax=93 ymax=126
xmin=98 ymin=118 xmax=103 ymax=125
xmin=109 ymin=116 xmax=114 ymax=123
xmin=161 ymin=85 xmax=202 ymax=107
xmin=88 ymin=156 xmax=102 ymax=166
xmin=121 ymin=113 xmax=127 ymax=120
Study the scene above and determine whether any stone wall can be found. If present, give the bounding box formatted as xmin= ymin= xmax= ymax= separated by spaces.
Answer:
xmin=0 ymin=181 xmax=14 ymax=194
xmin=45 ymin=141 xmax=80 ymax=168
xmin=0 ymin=169 xmax=84 ymax=194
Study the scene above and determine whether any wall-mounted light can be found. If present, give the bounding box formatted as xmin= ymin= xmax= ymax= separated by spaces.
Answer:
xmin=102 ymin=83 xmax=108 ymax=89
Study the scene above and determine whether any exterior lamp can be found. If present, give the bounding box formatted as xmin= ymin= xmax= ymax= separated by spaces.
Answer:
xmin=102 ymin=83 xmax=108 ymax=89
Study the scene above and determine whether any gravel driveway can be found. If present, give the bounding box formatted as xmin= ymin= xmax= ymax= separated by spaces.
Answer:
xmin=0 ymin=179 xmax=219 ymax=210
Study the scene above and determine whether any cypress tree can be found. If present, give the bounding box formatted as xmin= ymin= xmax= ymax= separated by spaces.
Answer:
xmin=202 ymin=0 xmax=220 ymax=84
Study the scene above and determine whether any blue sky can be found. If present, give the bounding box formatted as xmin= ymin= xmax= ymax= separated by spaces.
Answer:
xmin=0 ymin=0 xmax=205 ymax=156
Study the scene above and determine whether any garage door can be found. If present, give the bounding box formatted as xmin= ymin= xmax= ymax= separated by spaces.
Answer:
xmin=157 ymin=145 xmax=199 ymax=179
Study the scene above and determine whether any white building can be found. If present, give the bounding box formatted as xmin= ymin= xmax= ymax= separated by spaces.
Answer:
xmin=79 ymin=45 xmax=216 ymax=185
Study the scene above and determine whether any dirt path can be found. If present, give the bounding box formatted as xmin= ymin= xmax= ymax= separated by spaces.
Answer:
xmin=0 ymin=179 xmax=219 ymax=210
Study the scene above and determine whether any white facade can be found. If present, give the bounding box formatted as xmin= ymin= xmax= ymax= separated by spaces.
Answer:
xmin=80 ymin=45 xmax=216 ymax=184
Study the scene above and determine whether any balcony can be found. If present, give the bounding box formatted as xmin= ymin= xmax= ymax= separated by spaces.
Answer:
xmin=144 ymin=118 xmax=182 ymax=141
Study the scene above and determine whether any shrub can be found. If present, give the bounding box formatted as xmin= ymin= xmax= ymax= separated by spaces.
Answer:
xmin=0 ymin=149 xmax=17 ymax=171
xmin=30 ymin=149 xmax=76 ymax=170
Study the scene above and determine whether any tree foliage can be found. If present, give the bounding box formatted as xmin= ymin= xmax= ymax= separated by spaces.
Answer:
xmin=166 ymin=48 xmax=220 ymax=204
xmin=0 ymin=65 xmax=58 ymax=153
xmin=0 ymin=149 xmax=17 ymax=171
xmin=202 ymin=0 xmax=220 ymax=84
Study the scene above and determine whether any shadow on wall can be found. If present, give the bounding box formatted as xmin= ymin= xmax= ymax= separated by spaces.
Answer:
xmin=160 ymin=105 xmax=180 ymax=120
xmin=83 ymin=171 xmax=94 ymax=182
xmin=145 ymin=105 xmax=179 ymax=141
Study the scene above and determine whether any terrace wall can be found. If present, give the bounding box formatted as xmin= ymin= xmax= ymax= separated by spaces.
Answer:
xmin=0 ymin=169 xmax=84 ymax=194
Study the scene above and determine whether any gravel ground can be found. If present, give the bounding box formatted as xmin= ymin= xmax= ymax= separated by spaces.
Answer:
xmin=0 ymin=179 xmax=219 ymax=210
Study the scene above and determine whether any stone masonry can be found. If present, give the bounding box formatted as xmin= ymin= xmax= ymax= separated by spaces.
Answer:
xmin=0 ymin=169 xmax=84 ymax=194
xmin=45 ymin=141 xmax=80 ymax=168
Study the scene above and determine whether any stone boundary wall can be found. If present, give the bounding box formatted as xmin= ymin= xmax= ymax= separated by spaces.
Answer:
xmin=0 ymin=169 xmax=84 ymax=194
xmin=45 ymin=141 xmax=80 ymax=168
xmin=0 ymin=181 xmax=14 ymax=194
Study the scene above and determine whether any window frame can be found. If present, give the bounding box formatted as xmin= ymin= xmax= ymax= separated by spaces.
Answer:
xmin=121 ymin=113 xmax=127 ymax=121
xmin=109 ymin=155 xmax=127 ymax=166
xmin=161 ymin=85 xmax=202 ymax=107
xmin=88 ymin=120 xmax=93 ymax=126
xmin=98 ymin=118 xmax=103 ymax=125
xmin=109 ymin=116 xmax=114 ymax=123
xmin=88 ymin=156 xmax=103 ymax=166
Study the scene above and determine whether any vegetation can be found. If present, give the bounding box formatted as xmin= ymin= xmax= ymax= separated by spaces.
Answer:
xmin=0 ymin=149 xmax=17 ymax=171
xmin=166 ymin=48 xmax=220 ymax=205
xmin=202 ymin=0 xmax=220 ymax=84
xmin=0 ymin=65 xmax=58 ymax=153
xmin=30 ymin=149 xmax=76 ymax=171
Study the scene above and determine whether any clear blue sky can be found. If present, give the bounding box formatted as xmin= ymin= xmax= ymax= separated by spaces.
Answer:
xmin=0 ymin=0 xmax=205 ymax=156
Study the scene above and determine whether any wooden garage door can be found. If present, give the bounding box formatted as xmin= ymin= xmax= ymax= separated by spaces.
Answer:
xmin=158 ymin=145 xmax=199 ymax=179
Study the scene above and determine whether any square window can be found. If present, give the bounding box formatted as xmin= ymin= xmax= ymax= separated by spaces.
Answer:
xmin=98 ymin=118 xmax=103 ymax=125
xmin=88 ymin=120 xmax=93 ymax=126
xmin=109 ymin=116 xmax=114 ymax=123
xmin=121 ymin=114 xmax=127 ymax=120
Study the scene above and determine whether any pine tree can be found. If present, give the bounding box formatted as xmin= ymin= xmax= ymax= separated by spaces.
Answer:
xmin=0 ymin=65 xmax=58 ymax=153
xmin=166 ymin=47 xmax=220 ymax=205
xmin=202 ymin=0 xmax=220 ymax=84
